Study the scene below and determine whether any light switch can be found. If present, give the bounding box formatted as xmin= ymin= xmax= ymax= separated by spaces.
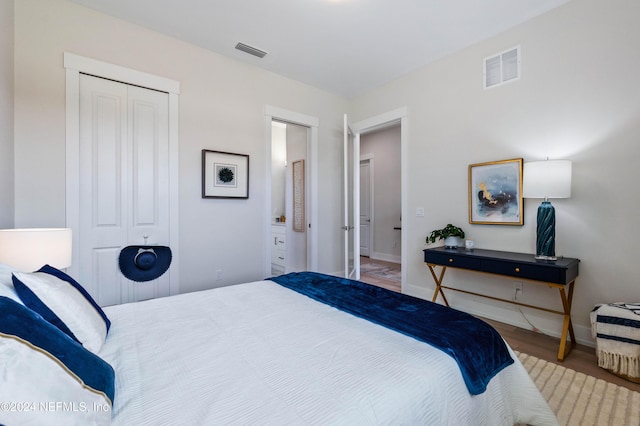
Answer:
xmin=416 ymin=207 xmax=425 ymax=217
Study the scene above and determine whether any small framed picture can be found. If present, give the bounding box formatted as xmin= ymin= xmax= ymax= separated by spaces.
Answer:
xmin=292 ymin=159 xmax=305 ymax=232
xmin=468 ymin=158 xmax=523 ymax=225
xmin=202 ymin=150 xmax=249 ymax=199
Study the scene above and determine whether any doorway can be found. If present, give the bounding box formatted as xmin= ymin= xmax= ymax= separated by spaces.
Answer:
xmin=358 ymin=125 xmax=401 ymax=290
xmin=264 ymin=106 xmax=318 ymax=278
xmin=271 ymin=120 xmax=308 ymax=275
xmin=345 ymin=107 xmax=407 ymax=292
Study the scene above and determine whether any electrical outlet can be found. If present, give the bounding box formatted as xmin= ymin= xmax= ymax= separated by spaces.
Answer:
xmin=216 ymin=269 xmax=223 ymax=281
xmin=513 ymin=281 xmax=523 ymax=301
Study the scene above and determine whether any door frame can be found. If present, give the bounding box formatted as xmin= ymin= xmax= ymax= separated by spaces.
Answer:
xmin=264 ymin=105 xmax=318 ymax=277
xmin=352 ymin=107 xmax=408 ymax=291
xmin=64 ymin=52 xmax=181 ymax=296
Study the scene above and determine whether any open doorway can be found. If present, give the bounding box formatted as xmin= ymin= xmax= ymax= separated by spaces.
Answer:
xmin=271 ymin=120 xmax=308 ymax=275
xmin=358 ymin=125 xmax=401 ymax=292
xmin=342 ymin=107 xmax=407 ymax=291
xmin=264 ymin=104 xmax=319 ymax=279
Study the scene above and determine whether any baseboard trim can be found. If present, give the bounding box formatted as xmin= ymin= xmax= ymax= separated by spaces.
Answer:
xmin=404 ymin=282 xmax=595 ymax=348
xmin=370 ymin=252 xmax=401 ymax=264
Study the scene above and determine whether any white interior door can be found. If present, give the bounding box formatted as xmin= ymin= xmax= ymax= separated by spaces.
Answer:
xmin=359 ymin=159 xmax=372 ymax=257
xmin=343 ymin=114 xmax=360 ymax=279
xmin=79 ymin=74 xmax=170 ymax=306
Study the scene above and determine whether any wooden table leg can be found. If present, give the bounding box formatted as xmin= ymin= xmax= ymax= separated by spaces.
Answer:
xmin=427 ymin=264 xmax=449 ymax=306
xmin=557 ymin=280 xmax=576 ymax=361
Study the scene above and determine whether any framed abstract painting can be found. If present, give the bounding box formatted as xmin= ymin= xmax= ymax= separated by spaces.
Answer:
xmin=468 ymin=158 xmax=523 ymax=225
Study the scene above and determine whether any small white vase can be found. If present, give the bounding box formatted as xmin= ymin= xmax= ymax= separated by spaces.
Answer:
xmin=444 ymin=236 xmax=459 ymax=248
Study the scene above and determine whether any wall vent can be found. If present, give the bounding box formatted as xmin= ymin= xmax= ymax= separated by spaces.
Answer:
xmin=235 ymin=42 xmax=267 ymax=58
xmin=484 ymin=45 xmax=520 ymax=89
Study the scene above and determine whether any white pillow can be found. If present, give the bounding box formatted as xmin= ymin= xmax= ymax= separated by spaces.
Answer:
xmin=0 ymin=297 xmax=113 ymax=425
xmin=0 ymin=263 xmax=22 ymax=304
xmin=13 ymin=272 xmax=108 ymax=353
xmin=0 ymin=337 xmax=112 ymax=425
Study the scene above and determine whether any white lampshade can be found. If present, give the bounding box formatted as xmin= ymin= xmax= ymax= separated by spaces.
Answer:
xmin=0 ymin=228 xmax=72 ymax=272
xmin=523 ymin=160 xmax=572 ymax=199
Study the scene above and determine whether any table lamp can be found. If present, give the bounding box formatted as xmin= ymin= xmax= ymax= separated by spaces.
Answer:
xmin=0 ymin=228 xmax=72 ymax=271
xmin=522 ymin=160 xmax=572 ymax=260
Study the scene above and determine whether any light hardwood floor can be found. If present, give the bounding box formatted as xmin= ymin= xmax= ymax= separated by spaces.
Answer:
xmin=485 ymin=317 xmax=640 ymax=393
xmin=359 ymin=257 xmax=401 ymax=293
xmin=359 ymin=257 xmax=640 ymax=393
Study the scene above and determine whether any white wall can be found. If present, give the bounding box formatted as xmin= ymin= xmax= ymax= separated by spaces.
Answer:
xmin=360 ymin=126 xmax=401 ymax=262
xmin=13 ymin=0 xmax=347 ymax=292
xmin=350 ymin=0 xmax=640 ymax=345
xmin=0 ymin=0 xmax=14 ymax=228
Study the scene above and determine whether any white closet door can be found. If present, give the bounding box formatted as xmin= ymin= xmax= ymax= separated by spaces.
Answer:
xmin=79 ymin=74 xmax=170 ymax=306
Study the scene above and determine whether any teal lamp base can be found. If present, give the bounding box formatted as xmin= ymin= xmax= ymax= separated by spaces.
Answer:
xmin=535 ymin=200 xmax=556 ymax=260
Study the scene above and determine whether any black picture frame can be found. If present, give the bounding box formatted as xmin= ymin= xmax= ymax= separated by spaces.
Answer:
xmin=202 ymin=149 xmax=249 ymax=199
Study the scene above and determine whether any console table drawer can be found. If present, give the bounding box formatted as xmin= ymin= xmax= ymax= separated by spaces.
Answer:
xmin=482 ymin=260 xmax=562 ymax=283
xmin=425 ymin=252 xmax=482 ymax=271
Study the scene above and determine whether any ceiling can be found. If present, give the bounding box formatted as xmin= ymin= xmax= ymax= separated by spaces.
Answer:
xmin=69 ymin=0 xmax=569 ymax=98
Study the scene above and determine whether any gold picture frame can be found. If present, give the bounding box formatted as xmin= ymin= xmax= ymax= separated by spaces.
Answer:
xmin=468 ymin=158 xmax=523 ymax=225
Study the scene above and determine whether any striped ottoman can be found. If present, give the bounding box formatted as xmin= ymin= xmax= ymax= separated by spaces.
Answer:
xmin=591 ymin=303 xmax=640 ymax=383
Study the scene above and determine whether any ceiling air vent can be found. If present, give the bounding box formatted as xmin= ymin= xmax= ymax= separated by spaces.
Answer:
xmin=484 ymin=45 xmax=520 ymax=89
xmin=235 ymin=42 xmax=267 ymax=58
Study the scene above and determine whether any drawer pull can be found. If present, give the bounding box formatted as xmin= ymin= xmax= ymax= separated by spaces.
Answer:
xmin=515 ymin=267 xmax=520 ymax=273
xmin=448 ymin=258 xmax=454 ymax=263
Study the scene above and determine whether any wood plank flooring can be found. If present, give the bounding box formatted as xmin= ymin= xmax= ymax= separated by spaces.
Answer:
xmin=485 ymin=317 xmax=640 ymax=393
xmin=359 ymin=257 xmax=640 ymax=393
xmin=359 ymin=257 xmax=401 ymax=293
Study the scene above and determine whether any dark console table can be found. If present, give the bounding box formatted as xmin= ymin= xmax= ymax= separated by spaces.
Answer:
xmin=423 ymin=247 xmax=580 ymax=361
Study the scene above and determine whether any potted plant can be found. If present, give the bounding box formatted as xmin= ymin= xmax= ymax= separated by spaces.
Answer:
xmin=426 ymin=224 xmax=465 ymax=248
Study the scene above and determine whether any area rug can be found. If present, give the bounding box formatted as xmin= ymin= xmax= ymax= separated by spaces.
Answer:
xmin=359 ymin=262 xmax=401 ymax=282
xmin=517 ymin=351 xmax=640 ymax=425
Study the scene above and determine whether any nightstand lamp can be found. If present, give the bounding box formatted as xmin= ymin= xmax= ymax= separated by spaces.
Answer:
xmin=0 ymin=228 xmax=72 ymax=271
xmin=523 ymin=160 xmax=572 ymax=260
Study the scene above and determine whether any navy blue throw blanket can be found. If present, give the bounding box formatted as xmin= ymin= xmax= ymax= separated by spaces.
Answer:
xmin=268 ymin=272 xmax=513 ymax=395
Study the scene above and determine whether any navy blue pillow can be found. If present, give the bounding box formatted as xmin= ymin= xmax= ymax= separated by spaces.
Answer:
xmin=38 ymin=264 xmax=111 ymax=332
xmin=0 ymin=296 xmax=115 ymax=404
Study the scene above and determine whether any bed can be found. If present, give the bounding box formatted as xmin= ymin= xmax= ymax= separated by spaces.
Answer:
xmin=1 ymin=265 xmax=558 ymax=425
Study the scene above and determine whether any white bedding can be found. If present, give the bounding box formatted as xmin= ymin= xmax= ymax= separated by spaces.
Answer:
xmin=100 ymin=280 xmax=558 ymax=425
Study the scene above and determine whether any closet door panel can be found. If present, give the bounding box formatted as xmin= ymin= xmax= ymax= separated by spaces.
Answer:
xmin=127 ymin=86 xmax=170 ymax=302
xmin=79 ymin=75 xmax=170 ymax=306
xmin=80 ymin=75 xmax=128 ymax=306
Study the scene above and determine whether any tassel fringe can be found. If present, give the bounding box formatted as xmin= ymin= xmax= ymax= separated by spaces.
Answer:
xmin=597 ymin=349 xmax=640 ymax=379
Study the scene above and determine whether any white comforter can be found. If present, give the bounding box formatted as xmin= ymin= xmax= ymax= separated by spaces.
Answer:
xmin=100 ymin=280 xmax=557 ymax=425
